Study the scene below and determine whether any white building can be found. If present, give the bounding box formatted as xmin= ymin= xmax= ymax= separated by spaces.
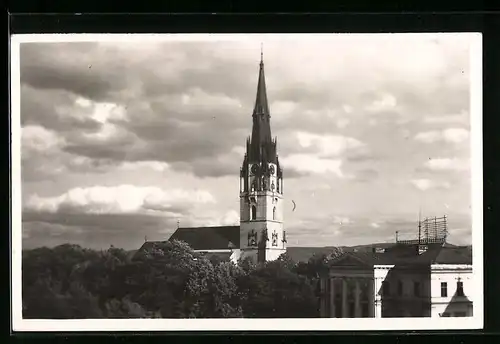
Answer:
xmin=319 ymin=243 xmax=473 ymax=318
xmin=137 ymin=52 xmax=286 ymax=265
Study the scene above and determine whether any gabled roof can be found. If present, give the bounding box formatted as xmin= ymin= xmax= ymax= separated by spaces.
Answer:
xmin=328 ymin=243 xmax=448 ymax=267
xmin=326 ymin=243 xmax=473 ymax=268
xmin=432 ymin=246 xmax=472 ymax=265
xmin=168 ymin=226 xmax=240 ymax=250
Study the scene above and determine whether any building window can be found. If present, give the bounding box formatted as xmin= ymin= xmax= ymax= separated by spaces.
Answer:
xmin=457 ymin=281 xmax=464 ymax=296
xmin=361 ymin=303 xmax=369 ymax=318
xmin=273 ymin=207 xmax=276 ymax=220
xmin=251 ymin=205 xmax=257 ymax=220
xmin=397 ymin=280 xmax=403 ymax=296
xmin=382 ymin=281 xmax=390 ymax=296
xmin=414 ymin=281 xmax=421 ymax=297
xmin=348 ymin=302 xmax=355 ymax=318
xmin=441 ymin=282 xmax=448 ymax=297
xmin=334 ymin=299 xmax=342 ymax=318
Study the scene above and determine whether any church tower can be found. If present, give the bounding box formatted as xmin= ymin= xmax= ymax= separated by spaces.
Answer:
xmin=239 ymin=50 xmax=286 ymax=263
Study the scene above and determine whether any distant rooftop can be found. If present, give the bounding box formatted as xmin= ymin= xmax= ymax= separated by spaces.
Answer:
xmin=327 ymin=243 xmax=471 ymax=268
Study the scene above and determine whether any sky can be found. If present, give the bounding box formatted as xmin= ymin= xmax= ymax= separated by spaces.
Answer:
xmin=17 ymin=34 xmax=476 ymax=250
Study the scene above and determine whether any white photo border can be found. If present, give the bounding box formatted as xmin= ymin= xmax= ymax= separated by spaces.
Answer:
xmin=10 ymin=33 xmax=483 ymax=332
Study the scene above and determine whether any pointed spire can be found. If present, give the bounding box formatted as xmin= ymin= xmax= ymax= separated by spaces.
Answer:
xmin=246 ymin=47 xmax=277 ymax=164
xmin=253 ymin=45 xmax=270 ymax=117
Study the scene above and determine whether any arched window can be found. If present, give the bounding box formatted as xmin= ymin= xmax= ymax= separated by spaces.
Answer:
xmin=251 ymin=181 xmax=256 ymax=192
xmin=273 ymin=207 xmax=276 ymax=220
xmin=251 ymin=205 xmax=257 ymax=220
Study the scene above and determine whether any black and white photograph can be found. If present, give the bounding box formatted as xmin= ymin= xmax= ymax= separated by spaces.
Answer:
xmin=10 ymin=33 xmax=483 ymax=331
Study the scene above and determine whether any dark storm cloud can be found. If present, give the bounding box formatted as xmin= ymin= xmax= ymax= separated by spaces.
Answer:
xmin=20 ymin=41 xmax=269 ymax=179
xmin=19 ymin=38 xmax=473 ymax=185
xmin=20 ymin=42 xmax=125 ymax=102
xmin=21 ymin=85 xmax=101 ymax=132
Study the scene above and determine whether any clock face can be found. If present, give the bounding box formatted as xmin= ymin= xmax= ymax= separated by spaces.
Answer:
xmin=251 ymin=164 xmax=259 ymax=175
xmin=269 ymin=165 xmax=275 ymax=175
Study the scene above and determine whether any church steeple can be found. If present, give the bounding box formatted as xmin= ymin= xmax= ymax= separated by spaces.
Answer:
xmin=253 ymin=46 xmax=270 ymax=118
xmin=239 ymin=49 xmax=286 ymax=264
xmin=249 ymin=48 xmax=276 ymax=164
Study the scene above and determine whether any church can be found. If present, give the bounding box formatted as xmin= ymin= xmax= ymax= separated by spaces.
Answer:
xmin=138 ymin=52 xmax=287 ymax=264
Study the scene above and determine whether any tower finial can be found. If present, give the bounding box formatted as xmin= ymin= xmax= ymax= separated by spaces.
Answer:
xmin=260 ymin=43 xmax=263 ymax=63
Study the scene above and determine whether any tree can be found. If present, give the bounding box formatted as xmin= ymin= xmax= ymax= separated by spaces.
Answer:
xmin=237 ymin=257 xmax=318 ymax=318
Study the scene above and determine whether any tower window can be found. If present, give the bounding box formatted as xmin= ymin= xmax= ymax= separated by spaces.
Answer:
xmin=273 ymin=207 xmax=276 ymax=220
xmin=251 ymin=205 xmax=257 ymax=220
xmin=397 ymin=280 xmax=403 ymax=296
xmin=251 ymin=182 xmax=256 ymax=192
xmin=441 ymin=282 xmax=448 ymax=297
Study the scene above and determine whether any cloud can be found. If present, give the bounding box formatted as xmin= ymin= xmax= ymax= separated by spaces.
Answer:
xmin=22 ymin=125 xmax=64 ymax=153
xmin=24 ymin=185 xmax=216 ymax=215
xmin=351 ymin=168 xmax=379 ymax=183
xmin=281 ymin=154 xmax=344 ymax=177
xmin=333 ymin=216 xmax=351 ymax=225
xmin=423 ymin=111 xmax=469 ymax=125
xmin=365 ymin=93 xmax=397 ymax=113
xmin=17 ymin=36 xmax=474 ymax=249
xmin=414 ymin=128 xmax=469 ymax=144
xmin=410 ymin=178 xmax=451 ymax=191
xmin=120 ymin=161 xmax=170 ymax=172
xmin=296 ymin=131 xmax=364 ymax=157
xmin=22 ymin=211 xmax=179 ymax=250
xmin=424 ymin=158 xmax=469 ymax=171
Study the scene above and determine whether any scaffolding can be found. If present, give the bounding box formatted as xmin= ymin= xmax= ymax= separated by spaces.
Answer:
xmin=396 ymin=215 xmax=448 ymax=245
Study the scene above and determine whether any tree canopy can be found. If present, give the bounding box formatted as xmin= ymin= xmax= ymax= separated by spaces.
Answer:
xmin=22 ymin=241 xmax=341 ymax=319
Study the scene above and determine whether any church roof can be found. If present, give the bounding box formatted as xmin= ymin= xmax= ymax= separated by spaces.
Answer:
xmin=169 ymin=225 xmax=240 ymax=250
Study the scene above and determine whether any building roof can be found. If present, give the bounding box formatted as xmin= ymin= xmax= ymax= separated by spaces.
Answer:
xmin=168 ymin=225 xmax=240 ymax=250
xmin=286 ymin=247 xmax=341 ymax=263
xmin=432 ymin=246 xmax=472 ymax=265
xmin=328 ymin=244 xmax=472 ymax=268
